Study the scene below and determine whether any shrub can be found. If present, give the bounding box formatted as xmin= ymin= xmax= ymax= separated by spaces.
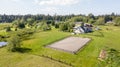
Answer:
xmin=98 ymin=48 xmax=120 ymax=67
xmin=6 ymin=26 xmax=11 ymax=32
xmin=7 ymin=35 xmax=21 ymax=52
xmin=55 ymin=23 xmax=60 ymax=28
xmin=95 ymin=17 xmax=105 ymax=25
xmin=59 ymin=22 xmax=75 ymax=32
xmin=59 ymin=23 xmax=68 ymax=31
xmin=114 ymin=17 xmax=120 ymax=26
xmin=16 ymin=29 xmax=34 ymax=40
xmin=39 ymin=22 xmax=51 ymax=31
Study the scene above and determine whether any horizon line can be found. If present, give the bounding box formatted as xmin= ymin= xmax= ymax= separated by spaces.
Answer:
xmin=0 ymin=13 xmax=119 ymax=16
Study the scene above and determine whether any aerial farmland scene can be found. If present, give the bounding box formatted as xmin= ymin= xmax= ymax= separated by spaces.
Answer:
xmin=0 ymin=0 xmax=120 ymax=67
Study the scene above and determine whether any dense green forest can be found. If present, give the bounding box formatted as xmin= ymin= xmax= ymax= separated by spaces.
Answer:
xmin=0 ymin=13 xmax=118 ymax=24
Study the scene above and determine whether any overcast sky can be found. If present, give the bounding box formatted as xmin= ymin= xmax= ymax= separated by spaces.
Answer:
xmin=0 ymin=0 xmax=120 ymax=15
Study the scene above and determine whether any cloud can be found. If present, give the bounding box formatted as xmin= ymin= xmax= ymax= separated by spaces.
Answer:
xmin=11 ymin=0 xmax=20 ymax=2
xmin=34 ymin=0 xmax=80 ymax=6
xmin=35 ymin=7 xmax=60 ymax=15
xmin=40 ymin=7 xmax=58 ymax=12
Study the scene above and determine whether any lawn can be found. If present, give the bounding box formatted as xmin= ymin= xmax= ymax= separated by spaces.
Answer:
xmin=0 ymin=25 xmax=120 ymax=67
xmin=0 ymin=48 xmax=71 ymax=67
xmin=0 ymin=28 xmax=71 ymax=67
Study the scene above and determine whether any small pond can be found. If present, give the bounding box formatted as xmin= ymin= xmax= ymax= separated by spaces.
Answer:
xmin=0 ymin=42 xmax=8 ymax=47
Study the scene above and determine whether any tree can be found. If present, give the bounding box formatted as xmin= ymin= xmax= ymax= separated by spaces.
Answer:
xmin=111 ymin=12 xmax=115 ymax=16
xmin=88 ymin=13 xmax=95 ymax=19
xmin=16 ymin=29 xmax=34 ymax=40
xmin=51 ymin=20 xmax=55 ymax=26
xmin=88 ymin=19 xmax=96 ymax=24
xmin=12 ymin=19 xmax=25 ymax=29
xmin=59 ymin=22 xmax=74 ymax=32
xmin=12 ymin=19 xmax=19 ymax=28
xmin=7 ymin=35 xmax=21 ymax=52
xmin=59 ymin=23 xmax=68 ymax=31
xmin=19 ymin=18 xmax=25 ymax=28
xmin=104 ymin=15 xmax=112 ymax=23
xmin=55 ymin=23 xmax=59 ymax=28
xmin=18 ymin=22 xmax=25 ymax=29
xmin=114 ymin=17 xmax=120 ymax=26
xmin=39 ymin=22 xmax=51 ymax=31
xmin=26 ymin=18 xmax=34 ymax=27
xmin=74 ymin=16 xmax=83 ymax=22
xmin=67 ymin=23 xmax=74 ymax=32
xmin=95 ymin=17 xmax=105 ymax=25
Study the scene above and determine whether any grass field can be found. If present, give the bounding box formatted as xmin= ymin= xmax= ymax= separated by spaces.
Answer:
xmin=0 ymin=48 xmax=71 ymax=67
xmin=0 ymin=25 xmax=120 ymax=67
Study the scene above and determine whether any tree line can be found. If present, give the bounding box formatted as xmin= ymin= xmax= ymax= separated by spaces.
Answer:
xmin=1 ymin=13 xmax=120 ymax=32
xmin=0 ymin=14 xmax=76 ymax=23
xmin=0 ymin=13 xmax=120 ymax=25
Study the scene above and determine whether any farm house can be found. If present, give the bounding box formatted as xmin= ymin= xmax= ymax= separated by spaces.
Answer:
xmin=73 ymin=23 xmax=93 ymax=34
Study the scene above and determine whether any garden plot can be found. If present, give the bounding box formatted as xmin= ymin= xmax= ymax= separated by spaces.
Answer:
xmin=47 ymin=37 xmax=91 ymax=54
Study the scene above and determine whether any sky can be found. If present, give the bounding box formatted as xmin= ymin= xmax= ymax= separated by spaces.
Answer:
xmin=0 ymin=0 xmax=120 ymax=15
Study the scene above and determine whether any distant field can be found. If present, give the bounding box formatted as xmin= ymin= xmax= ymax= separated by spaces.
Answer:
xmin=0 ymin=26 xmax=120 ymax=67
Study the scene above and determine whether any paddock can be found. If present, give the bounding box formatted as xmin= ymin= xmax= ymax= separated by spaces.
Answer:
xmin=47 ymin=37 xmax=91 ymax=54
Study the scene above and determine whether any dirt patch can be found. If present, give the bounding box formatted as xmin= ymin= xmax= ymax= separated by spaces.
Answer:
xmin=47 ymin=37 xmax=91 ymax=54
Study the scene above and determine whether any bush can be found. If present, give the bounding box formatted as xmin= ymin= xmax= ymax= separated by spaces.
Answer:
xmin=39 ymin=22 xmax=51 ymax=31
xmin=95 ymin=17 xmax=105 ymax=25
xmin=114 ymin=17 xmax=120 ymax=26
xmin=0 ymin=35 xmax=9 ymax=41
xmin=59 ymin=23 xmax=68 ymax=31
xmin=55 ymin=23 xmax=60 ymax=28
xmin=6 ymin=26 xmax=11 ymax=32
xmin=18 ymin=22 xmax=25 ymax=29
xmin=88 ymin=19 xmax=96 ymax=24
xmin=12 ymin=19 xmax=25 ymax=29
xmin=7 ymin=35 xmax=21 ymax=52
xmin=16 ymin=29 xmax=34 ymax=40
xmin=98 ymin=48 xmax=120 ymax=67
xmin=59 ymin=22 xmax=75 ymax=32
xmin=15 ymin=28 xmax=17 ymax=31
